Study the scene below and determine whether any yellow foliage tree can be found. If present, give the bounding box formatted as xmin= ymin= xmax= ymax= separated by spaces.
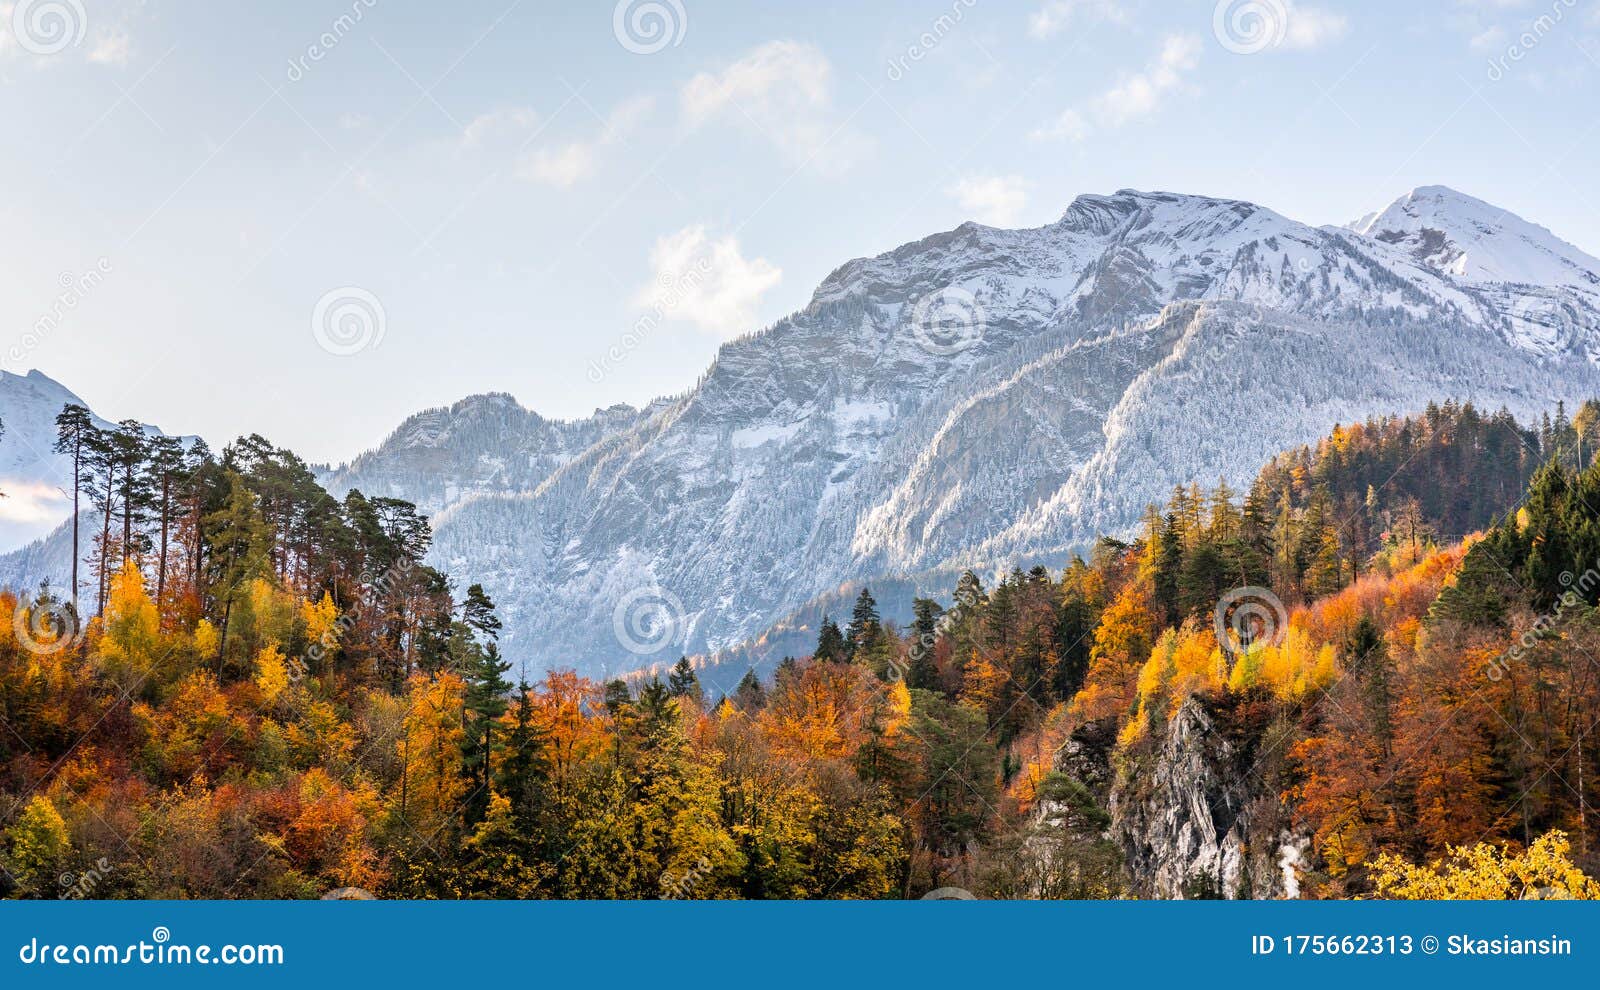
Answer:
xmin=97 ymin=559 xmax=162 ymax=687
xmin=398 ymin=671 xmax=467 ymax=833
xmin=193 ymin=618 xmax=220 ymax=660
xmin=300 ymin=591 xmax=340 ymax=673
xmin=1367 ymin=831 xmax=1600 ymax=899
xmin=3 ymin=794 xmax=71 ymax=889
xmin=254 ymin=644 xmax=291 ymax=704
xmin=1073 ymin=584 xmax=1154 ymax=722
xmin=1227 ymin=620 xmax=1336 ymax=700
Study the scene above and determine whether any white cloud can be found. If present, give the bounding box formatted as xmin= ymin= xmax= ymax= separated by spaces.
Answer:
xmin=1280 ymin=4 xmax=1348 ymax=49
xmin=680 ymin=40 xmax=867 ymax=176
xmin=1469 ymin=25 xmax=1507 ymax=51
xmin=87 ymin=32 xmax=131 ymax=65
xmin=0 ymin=480 xmax=69 ymax=525
xmin=1094 ymin=33 xmax=1201 ymax=125
xmin=1028 ymin=0 xmax=1131 ymax=40
xmin=947 ymin=175 xmax=1029 ymax=226
xmin=518 ymin=95 xmax=655 ymax=188
xmin=461 ymin=106 xmax=539 ymax=149
xmin=639 ymin=225 xmax=782 ymax=338
xmin=1031 ymin=33 xmax=1201 ymax=142
xmin=1030 ymin=108 xmax=1090 ymax=142
xmin=521 ymin=142 xmax=595 ymax=188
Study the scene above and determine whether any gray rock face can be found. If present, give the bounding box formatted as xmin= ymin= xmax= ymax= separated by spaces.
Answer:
xmin=1110 ymin=696 xmax=1305 ymax=900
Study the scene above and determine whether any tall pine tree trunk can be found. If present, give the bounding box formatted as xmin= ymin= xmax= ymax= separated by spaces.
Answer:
xmin=120 ymin=466 xmax=132 ymax=563
xmin=156 ymin=474 xmax=170 ymax=621
xmin=96 ymin=493 xmax=111 ymax=617
xmin=69 ymin=443 xmax=80 ymax=607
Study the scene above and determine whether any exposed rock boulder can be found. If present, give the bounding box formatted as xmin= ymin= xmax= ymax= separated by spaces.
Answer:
xmin=1110 ymin=693 xmax=1308 ymax=899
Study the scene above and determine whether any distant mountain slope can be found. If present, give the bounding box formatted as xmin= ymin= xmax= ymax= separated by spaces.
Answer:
xmin=0 ymin=370 xmax=189 ymax=555
xmin=317 ymin=392 xmax=649 ymax=518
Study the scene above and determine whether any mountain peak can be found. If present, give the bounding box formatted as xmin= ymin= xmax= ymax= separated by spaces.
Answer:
xmin=1349 ymin=185 xmax=1600 ymax=290
xmin=1058 ymin=187 xmax=1237 ymax=226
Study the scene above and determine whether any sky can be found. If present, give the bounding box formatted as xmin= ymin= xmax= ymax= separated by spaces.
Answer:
xmin=2 ymin=0 xmax=1598 ymax=464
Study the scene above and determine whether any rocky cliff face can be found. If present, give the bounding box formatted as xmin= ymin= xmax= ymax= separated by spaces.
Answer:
xmin=1108 ymin=695 xmax=1308 ymax=900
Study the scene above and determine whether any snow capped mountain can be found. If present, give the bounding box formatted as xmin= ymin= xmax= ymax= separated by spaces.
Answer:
xmin=318 ymin=392 xmax=650 ymax=519
xmin=1347 ymin=185 xmax=1600 ymax=360
xmin=391 ymin=186 xmax=1600 ymax=679
xmin=5 ymin=185 xmax=1599 ymax=683
xmin=1348 ymin=185 xmax=1600 ymax=291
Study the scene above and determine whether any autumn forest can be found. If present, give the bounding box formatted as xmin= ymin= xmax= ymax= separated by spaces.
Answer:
xmin=4 ymin=399 xmax=1600 ymax=899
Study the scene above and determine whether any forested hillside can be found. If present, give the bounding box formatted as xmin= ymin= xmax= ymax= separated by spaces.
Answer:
xmin=2 ymin=399 xmax=1600 ymax=898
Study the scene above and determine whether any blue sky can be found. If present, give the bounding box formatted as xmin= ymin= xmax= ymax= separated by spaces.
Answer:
xmin=2 ymin=0 xmax=1598 ymax=463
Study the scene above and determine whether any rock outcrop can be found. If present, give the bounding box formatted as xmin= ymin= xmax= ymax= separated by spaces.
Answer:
xmin=1109 ymin=694 xmax=1309 ymax=899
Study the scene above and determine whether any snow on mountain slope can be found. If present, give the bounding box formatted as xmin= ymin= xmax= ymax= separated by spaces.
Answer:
xmin=318 ymin=392 xmax=649 ymax=518
xmin=1348 ymin=185 xmax=1600 ymax=291
xmin=412 ymin=186 xmax=1600 ymax=676
xmin=0 ymin=370 xmax=189 ymax=554
xmin=1347 ymin=185 xmax=1600 ymax=360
